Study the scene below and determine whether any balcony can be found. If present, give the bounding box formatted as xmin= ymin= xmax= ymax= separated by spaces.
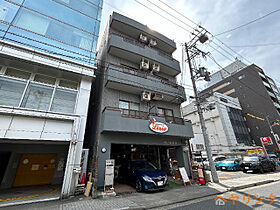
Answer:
xmin=101 ymin=107 xmax=194 ymax=138
xmin=110 ymin=12 xmax=176 ymax=54
xmin=105 ymin=65 xmax=186 ymax=103
xmin=107 ymin=33 xmax=181 ymax=76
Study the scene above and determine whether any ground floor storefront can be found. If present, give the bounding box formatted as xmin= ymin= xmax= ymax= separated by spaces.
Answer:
xmin=0 ymin=141 xmax=69 ymax=204
xmin=96 ymin=133 xmax=191 ymax=190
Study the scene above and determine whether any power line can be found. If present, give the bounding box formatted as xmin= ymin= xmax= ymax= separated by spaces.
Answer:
xmin=229 ymin=42 xmax=280 ymax=48
xmin=214 ymin=8 xmax=280 ymax=36
xmin=133 ymin=0 xmax=193 ymax=34
xmin=146 ymin=0 xmax=196 ymax=32
xmin=157 ymin=0 xmax=205 ymax=31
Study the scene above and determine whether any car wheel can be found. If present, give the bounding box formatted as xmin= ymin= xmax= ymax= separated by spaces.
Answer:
xmin=136 ymin=179 xmax=143 ymax=192
xmin=233 ymin=166 xmax=237 ymax=171
xmin=243 ymin=170 xmax=247 ymax=173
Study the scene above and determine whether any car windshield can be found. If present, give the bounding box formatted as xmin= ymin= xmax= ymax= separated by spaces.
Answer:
xmin=223 ymin=159 xmax=235 ymax=163
xmin=244 ymin=156 xmax=259 ymax=162
xmin=133 ymin=161 xmax=157 ymax=171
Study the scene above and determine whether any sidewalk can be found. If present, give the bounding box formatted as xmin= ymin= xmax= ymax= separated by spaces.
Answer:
xmin=3 ymin=172 xmax=280 ymax=209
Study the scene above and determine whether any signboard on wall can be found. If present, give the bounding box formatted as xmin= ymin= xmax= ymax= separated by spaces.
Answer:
xmin=149 ymin=119 xmax=168 ymax=133
xmin=246 ymin=148 xmax=265 ymax=156
xmin=261 ymin=137 xmax=273 ymax=145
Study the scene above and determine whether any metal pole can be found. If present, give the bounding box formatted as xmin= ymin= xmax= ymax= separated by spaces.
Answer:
xmin=266 ymin=116 xmax=280 ymax=150
xmin=185 ymin=44 xmax=219 ymax=183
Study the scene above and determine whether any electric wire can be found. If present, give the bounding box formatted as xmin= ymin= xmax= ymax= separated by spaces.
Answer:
xmin=214 ymin=8 xmax=280 ymax=36
xmin=133 ymin=0 xmax=193 ymax=34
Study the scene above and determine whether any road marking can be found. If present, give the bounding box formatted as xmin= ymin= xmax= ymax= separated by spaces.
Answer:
xmin=0 ymin=186 xmax=59 ymax=202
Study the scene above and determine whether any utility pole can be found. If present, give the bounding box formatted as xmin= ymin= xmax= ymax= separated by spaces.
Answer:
xmin=185 ymin=34 xmax=219 ymax=183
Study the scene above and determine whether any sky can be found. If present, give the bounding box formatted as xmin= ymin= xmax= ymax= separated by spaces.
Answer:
xmin=98 ymin=0 xmax=280 ymax=98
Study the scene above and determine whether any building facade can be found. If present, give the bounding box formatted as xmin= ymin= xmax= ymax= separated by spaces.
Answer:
xmin=201 ymin=61 xmax=280 ymax=152
xmin=85 ymin=12 xmax=193 ymax=190
xmin=182 ymin=92 xmax=252 ymax=156
xmin=0 ymin=0 xmax=102 ymax=197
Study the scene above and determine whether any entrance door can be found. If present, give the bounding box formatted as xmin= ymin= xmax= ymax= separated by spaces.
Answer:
xmin=13 ymin=154 xmax=57 ymax=187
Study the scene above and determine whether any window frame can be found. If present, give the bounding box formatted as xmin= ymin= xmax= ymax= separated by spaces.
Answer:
xmin=0 ymin=65 xmax=79 ymax=114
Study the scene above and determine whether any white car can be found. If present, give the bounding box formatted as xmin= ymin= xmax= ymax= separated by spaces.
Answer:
xmin=203 ymin=156 xmax=227 ymax=170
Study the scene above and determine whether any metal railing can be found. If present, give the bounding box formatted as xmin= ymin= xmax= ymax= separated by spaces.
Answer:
xmin=103 ymin=107 xmax=185 ymax=125
xmin=110 ymin=32 xmax=175 ymax=61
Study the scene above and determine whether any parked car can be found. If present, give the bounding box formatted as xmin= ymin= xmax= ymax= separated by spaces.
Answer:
xmin=118 ymin=160 xmax=168 ymax=192
xmin=219 ymin=158 xmax=241 ymax=171
xmin=204 ymin=156 xmax=227 ymax=170
xmin=240 ymin=156 xmax=276 ymax=173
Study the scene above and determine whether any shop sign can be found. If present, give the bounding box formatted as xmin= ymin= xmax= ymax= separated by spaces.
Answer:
xmin=149 ymin=119 xmax=168 ymax=133
xmin=261 ymin=137 xmax=273 ymax=145
xmin=246 ymin=148 xmax=265 ymax=156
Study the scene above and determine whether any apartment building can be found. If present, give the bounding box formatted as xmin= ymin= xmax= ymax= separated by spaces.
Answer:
xmin=0 ymin=0 xmax=102 ymax=197
xmin=201 ymin=61 xmax=280 ymax=152
xmin=85 ymin=12 xmax=194 ymax=190
xmin=182 ymin=92 xmax=253 ymax=156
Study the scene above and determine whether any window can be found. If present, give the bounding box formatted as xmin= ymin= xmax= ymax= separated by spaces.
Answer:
xmin=34 ymin=74 xmax=56 ymax=85
xmin=157 ymin=107 xmax=174 ymax=117
xmin=15 ymin=9 xmax=50 ymax=35
xmin=119 ymin=100 xmax=140 ymax=117
xmin=157 ymin=107 xmax=174 ymax=122
xmin=196 ymin=144 xmax=204 ymax=150
xmin=21 ymin=83 xmax=54 ymax=111
xmin=0 ymin=77 xmax=27 ymax=107
xmin=0 ymin=66 xmax=79 ymax=114
xmin=5 ymin=68 xmax=31 ymax=80
xmin=51 ymin=88 xmax=77 ymax=113
xmin=59 ymin=79 xmax=78 ymax=90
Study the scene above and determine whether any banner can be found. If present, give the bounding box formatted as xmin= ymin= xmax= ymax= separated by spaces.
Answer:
xmin=246 ymin=148 xmax=265 ymax=156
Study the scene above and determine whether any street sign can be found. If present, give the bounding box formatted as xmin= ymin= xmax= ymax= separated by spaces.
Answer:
xmin=261 ymin=137 xmax=273 ymax=145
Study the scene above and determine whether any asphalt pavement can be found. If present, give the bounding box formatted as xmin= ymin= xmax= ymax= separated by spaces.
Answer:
xmin=155 ymin=180 xmax=280 ymax=210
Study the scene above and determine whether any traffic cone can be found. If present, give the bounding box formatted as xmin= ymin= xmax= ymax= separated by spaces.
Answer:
xmin=81 ymin=172 xmax=86 ymax=184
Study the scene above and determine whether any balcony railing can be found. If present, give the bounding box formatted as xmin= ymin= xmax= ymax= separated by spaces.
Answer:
xmin=110 ymin=32 xmax=175 ymax=61
xmin=103 ymin=107 xmax=185 ymax=125
xmin=108 ymin=64 xmax=179 ymax=89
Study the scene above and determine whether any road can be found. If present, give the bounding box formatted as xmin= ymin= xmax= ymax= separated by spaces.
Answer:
xmin=156 ymin=180 xmax=280 ymax=210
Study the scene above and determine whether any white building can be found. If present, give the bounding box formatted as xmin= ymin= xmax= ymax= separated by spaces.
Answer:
xmin=182 ymin=92 xmax=253 ymax=156
xmin=0 ymin=41 xmax=94 ymax=197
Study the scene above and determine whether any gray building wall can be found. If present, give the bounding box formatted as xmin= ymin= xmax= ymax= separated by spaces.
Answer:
xmin=201 ymin=64 xmax=280 ymax=152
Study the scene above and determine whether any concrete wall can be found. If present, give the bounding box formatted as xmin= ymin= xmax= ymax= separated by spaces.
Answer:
xmin=0 ymin=142 xmax=68 ymax=189
xmin=101 ymin=109 xmax=193 ymax=138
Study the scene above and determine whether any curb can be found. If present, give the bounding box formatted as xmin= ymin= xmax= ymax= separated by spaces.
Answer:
xmin=228 ymin=179 xmax=279 ymax=191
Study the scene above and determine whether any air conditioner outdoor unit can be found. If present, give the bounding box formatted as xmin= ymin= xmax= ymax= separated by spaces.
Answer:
xmin=141 ymin=91 xmax=151 ymax=101
xmin=152 ymin=93 xmax=164 ymax=100
xmin=139 ymin=33 xmax=148 ymax=43
xmin=149 ymin=39 xmax=157 ymax=47
xmin=152 ymin=63 xmax=160 ymax=73
xmin=140 ymin=59 xmax=149 ymax=70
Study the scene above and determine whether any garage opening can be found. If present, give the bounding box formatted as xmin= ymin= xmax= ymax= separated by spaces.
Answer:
xmin=0 ymin=143 xmax=68 ymax=206
xmin=111 ymin=144 xmax=179 ymax=194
